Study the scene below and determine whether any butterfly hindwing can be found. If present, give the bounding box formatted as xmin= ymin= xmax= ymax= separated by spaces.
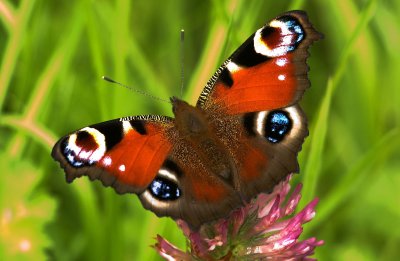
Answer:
xmin=139 ymin=142 xmax=242 ymax=227
xmin=196 ymin=103 xmax=308 ymax=202
xmin=236 ymin=104 xmax=308 ymax=199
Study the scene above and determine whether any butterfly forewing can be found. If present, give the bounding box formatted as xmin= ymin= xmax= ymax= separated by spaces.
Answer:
xmin=197 ymin=11 xmax=322 ymax=113
xmin=52 ymin=116 xmax=174 ymax=194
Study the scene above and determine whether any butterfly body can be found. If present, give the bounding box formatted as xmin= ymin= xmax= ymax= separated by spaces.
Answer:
xmin=52 ymin=11 xmax=322 ymax=228
xmin=171 ymin=97 xmax=238 ymax=186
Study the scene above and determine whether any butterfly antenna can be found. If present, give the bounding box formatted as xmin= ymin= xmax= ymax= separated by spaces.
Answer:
xmin=180 ymin=29 xmax=185 ymax=99
xmin=102 ymin=76 xmax=170 ymax=103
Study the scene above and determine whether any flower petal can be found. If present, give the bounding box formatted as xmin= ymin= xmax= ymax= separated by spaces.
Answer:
xmin=153 ymin=235 xmax=191 ymax=261
xmin=253 ymin=195 xmax=282 ymax=234
xmin=283 ymin=183 xmax=303 ymax=216
xmin=154 ymin=175 xmax=323 ymax=261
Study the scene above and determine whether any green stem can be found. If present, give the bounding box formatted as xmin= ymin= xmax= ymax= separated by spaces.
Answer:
xmin=0 ymin=0 xmax=34 ymax=110
xmin=185 ymin=0 xmax=237 ymax=103
xmin=300 ymin=0 xmax=378 ymax=207
xmin=4 ymin=6 xmax=85 ymax=158
xmin=0 ymin=0 xmax=16 ymax=31
xmin=306 ymin=128 xmax=400 ymax=232
xmin=0 ymin=115 xmax=56 ymax=150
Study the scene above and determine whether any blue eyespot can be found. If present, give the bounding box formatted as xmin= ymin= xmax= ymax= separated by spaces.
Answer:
xmin=284 ymin=20 xmax=304 ymax=43
xmin=62 ymin=139 xmax=85 ymax=167
xmin=149 ymin=177 xmax=181 ymax=201
xmin=275 ymin=16 xmax=305 ymax=52
xmin=265 ymin=111 xmax=292 ymax=143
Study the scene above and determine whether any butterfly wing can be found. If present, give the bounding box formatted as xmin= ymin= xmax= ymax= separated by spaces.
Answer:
xmin=52 ymin=115 xmax=174 ymax=194
xmin=139 ymin=135 xmax=243 ymax=227
xmin=197 ymin=11 xmax=322 ymax=113
xmin=53 ymin=113 xmax=243 ymax=227
xmin=220 ymin=104 xmax=308 ymax=200
xmin=196 ymin=11 xmax=321 ymax=199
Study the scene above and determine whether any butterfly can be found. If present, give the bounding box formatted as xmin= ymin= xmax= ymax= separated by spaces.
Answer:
xmin=52 ymin=10 xmax=322 ymax=228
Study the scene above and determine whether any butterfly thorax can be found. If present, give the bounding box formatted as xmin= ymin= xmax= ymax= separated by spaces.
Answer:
xmin=171 ymin=97 xmax=237 ymax=185
xmin=171 ymin=97 xmax=209 ymax=135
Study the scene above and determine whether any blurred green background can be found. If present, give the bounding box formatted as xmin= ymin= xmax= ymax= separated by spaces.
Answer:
xmin=0 ymin=0 xmax=399 ymax=260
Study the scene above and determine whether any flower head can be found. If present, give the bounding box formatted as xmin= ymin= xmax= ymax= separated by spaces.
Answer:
xmin=154 ymin=175 xmax=323 ymax=260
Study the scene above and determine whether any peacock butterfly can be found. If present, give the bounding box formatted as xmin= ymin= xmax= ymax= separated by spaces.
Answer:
xmin=52 ymin=11 xmax=322 ymax=228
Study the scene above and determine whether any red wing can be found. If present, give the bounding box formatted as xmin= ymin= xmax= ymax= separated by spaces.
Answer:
xmin=197 ymin=11 xmax=322 ymax=114
xmin=233 ymin=105 xmax=309 ymax=200
xmin=138 ymin=141 xmax=243 ymax=228
xmin=52 ymin=115 xmax=174 ymax=194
